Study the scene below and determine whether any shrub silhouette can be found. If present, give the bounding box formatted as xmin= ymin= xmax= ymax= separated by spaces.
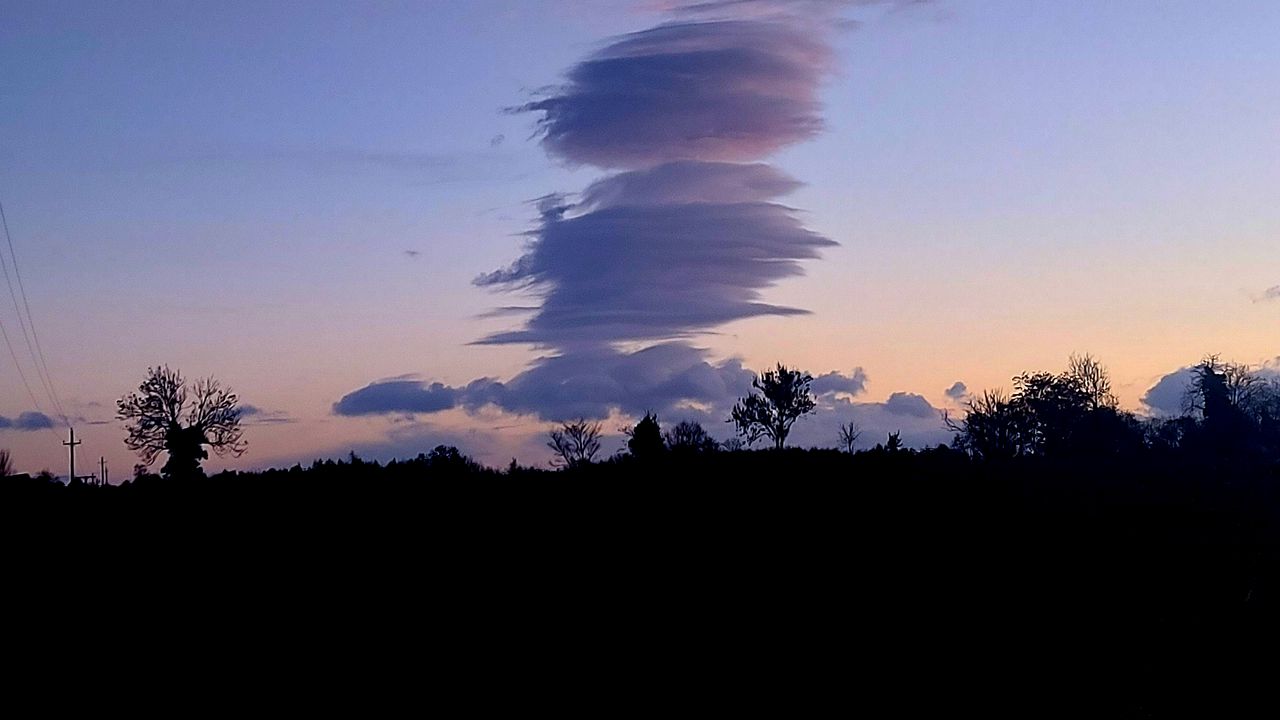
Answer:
xmin=664 ymin=420 xmax=719 ymax=455
xmin=625 ymin=412 xmax=665 ymax=460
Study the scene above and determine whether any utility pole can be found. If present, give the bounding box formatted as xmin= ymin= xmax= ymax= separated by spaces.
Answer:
xmin=63 ymin=427 xmax=80 ymax=484
xmin=100 ymin=456 xmax=107 ymax=487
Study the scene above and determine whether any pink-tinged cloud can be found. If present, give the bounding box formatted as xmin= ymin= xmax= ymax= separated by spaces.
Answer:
xmin=580 ymin=160 xmax=801 ymax=207
xmin=515 ymin=19 xmax=835 ymax=169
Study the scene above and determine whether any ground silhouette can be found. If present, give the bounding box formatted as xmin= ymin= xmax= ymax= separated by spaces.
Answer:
xmin=8 ymin=354 xmax=1280 ymax=714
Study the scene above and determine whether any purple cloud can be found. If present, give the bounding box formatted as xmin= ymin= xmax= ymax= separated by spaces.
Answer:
xmin=883 ymin=391 xmax=935 ymax=418
xmin=792 ymin=389 xmax=950 ymax=449
xmin=0 ymin=411 xmax=55 ymax=431
xmin=515 ymin=19 xmax=834 ymax=169
xmin=336 ymin=343 xmax=754 ymax=423
xmin=475 ymin=163 xmax=834 ymax=346
xmin=812 ymin=368 xmax=869 ymax=396
xmin=339 ymin=7 xmax=853 ymax=427
xmin=333 ymin=381 xmax=459 ymax=417
xmin=1142 ymin=358 xmax=1280 ymax=416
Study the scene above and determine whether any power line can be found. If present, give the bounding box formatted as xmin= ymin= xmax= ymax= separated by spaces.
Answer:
xmin=1 ymin=202 xmax=67 ymax=419
xmin=0 ymin=310 xmax=60 ymax=443
xmin=0 ymin=201 xmax=68 ymax=425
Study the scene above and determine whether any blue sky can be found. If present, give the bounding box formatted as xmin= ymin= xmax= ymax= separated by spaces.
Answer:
xmin=1 ymin=1 xmax=1277 ymax=474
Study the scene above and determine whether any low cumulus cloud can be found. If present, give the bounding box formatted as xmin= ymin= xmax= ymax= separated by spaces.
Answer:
xmin=321 ymin=423 xmax=547 ymax=469
xmin=1141 ymin=358 xmax=1280 ymax=416
xmin=0 ymin=411 xmax=55 ymax=431
xmin=883 ymin=391 xmax=935 ymax=418
xmin=812 ymin=368 xmax=868 ymax=396
xmin=335 ymin=367 xmax=949 ymax=452
xmin=1141 ymin=367 xmax=1195 ymax=416
xmin=335 ymin=344 xmax=874 ymax=426
xmin=252 ymin=420 xmax=556 ymax=471
xmin=944 ymin=381 xmax=969 ymax=402
xmin=790 ymin=391 xmax=950 ymax=449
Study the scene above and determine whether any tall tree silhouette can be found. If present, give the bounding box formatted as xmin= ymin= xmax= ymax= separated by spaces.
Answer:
xmin=1184 ymin=355 xmax=1280 ymax=456
xmin=117 ymin=366 xmax=246 ymax=480
xmin=1068 ymin=353 xmax=1119 ymax=411
xmin=730 ymin=363 xmax=816 ymax=450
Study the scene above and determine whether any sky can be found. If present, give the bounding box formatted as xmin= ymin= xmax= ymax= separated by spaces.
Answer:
xmin=1 ymin=0 xmax=1278 ymax=476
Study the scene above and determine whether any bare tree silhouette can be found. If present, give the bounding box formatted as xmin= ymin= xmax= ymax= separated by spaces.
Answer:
xmin=548 ymin=418 xmax=602 ymax=468
xmin=117 ymin=366 xmax=246 ymax=480
xmin=1068 ymin=353 xmax=1118 ymax=411
xmin=838 ymin=421 xmax=863 ymax=454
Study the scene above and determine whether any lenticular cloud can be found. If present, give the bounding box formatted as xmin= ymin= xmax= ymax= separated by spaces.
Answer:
xmin=479 ymin=15 xmax=841 ymax=349
xmin=474 ymin=161 xmax=834 ymax=346
xmin=515 ymin=20 xmax=832 ymax=168
xmin=337 ymin=7 xmax=851 ymax=423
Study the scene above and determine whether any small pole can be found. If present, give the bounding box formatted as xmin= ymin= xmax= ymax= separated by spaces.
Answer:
xmin=100 ymin=456 xmax=107 ymax=487
xmin=63 ymin=427 xmax=81 ymax=484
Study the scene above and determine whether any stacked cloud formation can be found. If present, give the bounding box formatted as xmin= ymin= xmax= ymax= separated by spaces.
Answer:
xmin=473 ymin=162 xmax=832 ymax=346
xmin=337 ymin=4 xmax=865 ymax=423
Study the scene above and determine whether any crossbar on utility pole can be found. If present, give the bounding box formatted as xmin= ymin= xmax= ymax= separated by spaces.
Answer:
xmin=63 ymin=427 xmax=81 ymax=484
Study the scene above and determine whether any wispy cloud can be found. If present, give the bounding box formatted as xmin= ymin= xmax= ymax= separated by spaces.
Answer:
xmin=239 ymin=405 xmax=298 ymax=426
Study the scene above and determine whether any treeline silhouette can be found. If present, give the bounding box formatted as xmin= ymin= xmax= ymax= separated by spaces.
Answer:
xmin=7 ymin=354 xmax=1280 ymax=714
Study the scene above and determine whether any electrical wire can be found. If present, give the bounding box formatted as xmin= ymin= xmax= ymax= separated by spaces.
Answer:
xmin=0 ymin=201 xmax=69 ymax=426
xmin=0 ymin=311 xmax=62 ymax=443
